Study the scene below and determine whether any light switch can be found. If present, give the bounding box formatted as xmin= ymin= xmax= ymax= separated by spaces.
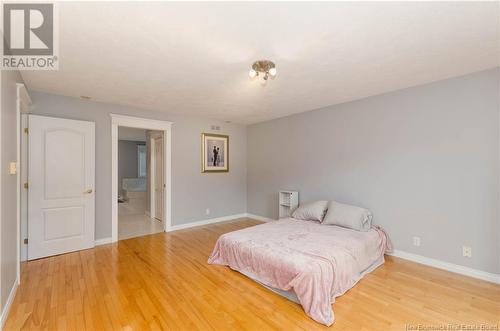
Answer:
xmin=9 ymin=162 xmax=17 ymax=175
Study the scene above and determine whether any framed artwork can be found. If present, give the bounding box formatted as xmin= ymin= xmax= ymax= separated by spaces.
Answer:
xmin=201 ymin=133 xmax=229 ymax=173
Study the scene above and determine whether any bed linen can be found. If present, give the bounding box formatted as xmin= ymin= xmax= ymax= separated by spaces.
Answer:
xmin=208 ymin=218 xmax=392 ymax=326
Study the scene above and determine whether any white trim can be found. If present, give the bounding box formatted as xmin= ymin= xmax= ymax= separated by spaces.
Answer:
xmin=0 ymin=278 xmax=18 ymax=329
xmin=245 ymin=213 xmax=276 ymax=223
xmin=165 ymin=128 xmax=172 ymax=229
xmin=110 ymin=114 xmax=173 ymax=130
xmin=16 ymin=84 xmax=30 ymax=284
xmin=111 ymin=124 xmax=118 ymax=242
xmin=16 ymin=86 xmax=20 ymax=283
xmin=150 ymin=132 xmax=165 ymax=221
xmin=103 ymin=213 xmax=258 ymax=238
xmin=168 ymin=213 xmax=248 ymax=232
xmin=167 ymin=213 xmax=276 ymax=232
xmin=498 ymin=65 xmax=500 ymax=280
xmin=18 ymin=84 xmax=31 ymax=106
xmin=149 ymin=136 xmax=155 ymax=218
xmin=388 ymin=249 xmax=500 ymax=284
xmin=95 ymin=237 xmax=113 ymax=246
xmin=111 ymin=114 xmax=173 ymax=242
xmin=19 ymin=114 xmax=28 ymax=263
xmin=0 ymin=71 xmax=2 ymax=321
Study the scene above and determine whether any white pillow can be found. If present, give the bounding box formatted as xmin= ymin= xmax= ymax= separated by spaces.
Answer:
xmin=322 ymin=200 xmax=372 ymax=231
xmin=291 ymin=200 xmax=328 ymax=222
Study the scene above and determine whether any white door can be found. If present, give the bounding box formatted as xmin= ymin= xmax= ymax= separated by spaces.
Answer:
xmin=28 ymin=115 xmax=95 ymax=260
xmin=154 ymin=136 xmax=164 ymax=221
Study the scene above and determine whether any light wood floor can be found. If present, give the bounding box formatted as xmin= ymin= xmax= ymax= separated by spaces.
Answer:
xmin=5 ymin=218 xmax=500 ymax=330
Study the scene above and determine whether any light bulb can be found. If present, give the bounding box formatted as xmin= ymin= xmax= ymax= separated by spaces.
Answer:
xmin=269 ymin=67 xmax=277 ymax=77
xmin=249 ymin=69 xmax=257 ymax=78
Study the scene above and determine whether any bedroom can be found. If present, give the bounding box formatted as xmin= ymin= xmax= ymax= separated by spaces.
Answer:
xmin=0 ymin=1 xmax=499 ymax=330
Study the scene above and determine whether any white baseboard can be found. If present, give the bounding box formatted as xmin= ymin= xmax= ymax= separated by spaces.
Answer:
xmin=388 ymin=249 xmax=500 ymax=284
xmin=0 ymin=278 xmax=18 ymax=329
xmin=98 ymin=213 xmax=274 ymax=239
xmin=167 ymin=213 xmax=249 ymax=232
xmin=97 ymin=213 xmax=256 ymax=240
xmin=245 ymin=213 xmax=276 ymax=223
xmin=95 ymin=237 xmax=112 ymax=246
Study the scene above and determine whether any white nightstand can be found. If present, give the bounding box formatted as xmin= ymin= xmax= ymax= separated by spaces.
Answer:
xmin=279 ymin=191 xmax=299 ymax=218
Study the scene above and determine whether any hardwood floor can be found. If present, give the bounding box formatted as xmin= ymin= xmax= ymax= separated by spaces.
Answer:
xmin=5 ymin=218 xmax=500 ymax=330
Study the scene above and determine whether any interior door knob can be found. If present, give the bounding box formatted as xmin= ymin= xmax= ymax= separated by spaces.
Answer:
xmin=84 ymin=189 xmax=93 ymax=194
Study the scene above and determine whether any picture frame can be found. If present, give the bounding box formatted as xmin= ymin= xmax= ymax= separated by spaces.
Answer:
xmin=201 ymin=133 xmax=229 ymax=173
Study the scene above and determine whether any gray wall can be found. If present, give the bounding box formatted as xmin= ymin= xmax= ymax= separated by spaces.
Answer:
xmin=118 ymin=139 xmax=144 ymax=196
xmin=30 ymin=92 xmax=247 ymax=240
xmin=247 ymin=68 xmax=499 ymax=274
xmin=1 ymin=70 xmax=24 ymax=310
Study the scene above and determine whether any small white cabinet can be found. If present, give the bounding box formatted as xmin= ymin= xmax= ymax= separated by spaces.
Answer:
xmin=279 ymin=191 xmax=299 ymax=218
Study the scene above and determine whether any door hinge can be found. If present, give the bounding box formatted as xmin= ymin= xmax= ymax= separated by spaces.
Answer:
xmin=23 ymin=238 xmax=28 ymax=244
xmin=24 ymin=127 xmax=29 ymax=134
xmin=24 ymin=182 xmax=28 ymax=189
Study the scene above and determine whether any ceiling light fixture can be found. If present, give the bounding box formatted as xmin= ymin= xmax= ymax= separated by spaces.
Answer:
xmin=249 ymin=60 xmax=276 ymax=81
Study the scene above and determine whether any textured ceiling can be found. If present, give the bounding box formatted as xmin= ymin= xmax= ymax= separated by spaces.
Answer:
xmin=21 ymin=2 xmax=499 ymax=124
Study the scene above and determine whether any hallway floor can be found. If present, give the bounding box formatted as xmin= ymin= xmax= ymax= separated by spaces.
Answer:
xmin=118 ymin=213 xmax=164 ymax=240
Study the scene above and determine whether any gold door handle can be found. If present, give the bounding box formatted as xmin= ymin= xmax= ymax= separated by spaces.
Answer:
xmin=84 ymin=189 xmax=93 ymax=194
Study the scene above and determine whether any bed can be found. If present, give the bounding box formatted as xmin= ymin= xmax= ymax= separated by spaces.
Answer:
xmin=208 ymin=218 xmax=392 ymax=326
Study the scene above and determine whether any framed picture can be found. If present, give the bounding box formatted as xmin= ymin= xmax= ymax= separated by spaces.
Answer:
xmin=201 ymin=133 xmax=229 ymax=173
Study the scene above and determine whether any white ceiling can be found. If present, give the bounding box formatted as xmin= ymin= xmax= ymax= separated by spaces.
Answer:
xmin=21 ymin=2 xmax=499 ymax=124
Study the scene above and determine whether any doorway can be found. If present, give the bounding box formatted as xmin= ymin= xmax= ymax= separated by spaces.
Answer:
xmin=111 ymin=114 xmax=172 ymax=243
xmin=118 ymin=128 xmax=167 ymax=240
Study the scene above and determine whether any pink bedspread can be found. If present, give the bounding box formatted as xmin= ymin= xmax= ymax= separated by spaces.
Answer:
xmin=208 ymin=218 xmax=392 ymax=326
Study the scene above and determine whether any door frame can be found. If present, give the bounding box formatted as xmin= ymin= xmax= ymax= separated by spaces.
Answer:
xmin=149 ymin=131 xmax=164 ymax=220
xmin=16 ymin=84 xmax=31 ymax=281
xmin=149 ymin=136 xmax=156 ymax=218
xmin=111 ymin=114 xmax=173 ymax=242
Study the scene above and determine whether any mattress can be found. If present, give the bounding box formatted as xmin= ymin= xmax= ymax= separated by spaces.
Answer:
xmin=249 ymin=253 xmax=385 ymax=305
xmin=208 ymin=218 xmax=392 ymax=326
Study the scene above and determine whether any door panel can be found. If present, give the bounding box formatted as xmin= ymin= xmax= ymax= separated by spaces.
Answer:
xmin=154 ymin=136 xmax=163 ymax=221
xmin=43 ymin=207 xmax=84 ymax=240
xmin=44 ymin=129 xmax=85 ymax=199
xmin=28 ymin=115 xmax=95 ymax=260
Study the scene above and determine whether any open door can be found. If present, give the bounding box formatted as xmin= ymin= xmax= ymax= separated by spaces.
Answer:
xmin=27 ymin=115 xmax=95 ymax=260
xmin=154 ymin=135 xmax=164 ymax=221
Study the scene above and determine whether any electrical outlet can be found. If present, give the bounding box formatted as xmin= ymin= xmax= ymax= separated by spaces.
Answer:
xmin=205 ymin=208 xmax=210 ymax=215
xmin=462 ymin=246 xmax=472 ymax=258
xmin=412 ymin=236 xmax=421 ymax=247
